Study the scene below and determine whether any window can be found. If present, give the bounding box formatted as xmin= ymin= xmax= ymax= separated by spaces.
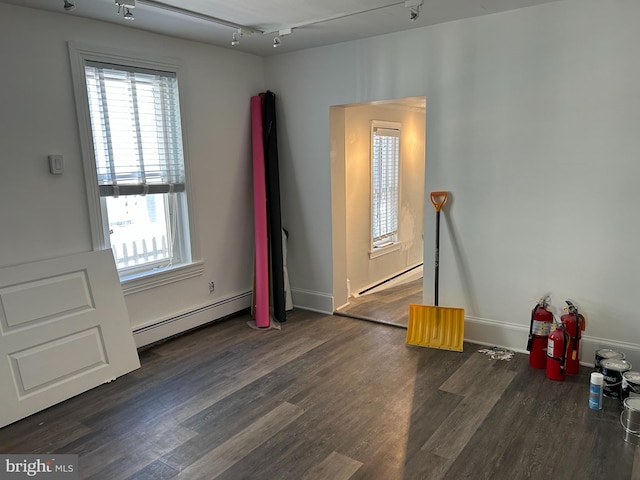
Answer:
xmin=371 ymin=121 xmax=401 ymax=251
xmin=70 ymin=45 xmax=201 ymax=292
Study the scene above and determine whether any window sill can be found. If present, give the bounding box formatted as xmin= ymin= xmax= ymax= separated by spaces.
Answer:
xmin=120 ymin=260 xmax=204 ymax=295
xmin=369 ymin=242 xmax=401 ymax=259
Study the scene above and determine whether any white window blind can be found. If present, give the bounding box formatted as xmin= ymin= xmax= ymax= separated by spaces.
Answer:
xmin=372 ymin=124 xmax=400 ymax=246
xmin=85 ymin=61 xmax=186 ymax=197
xmin=83 ymin=60 xmax=191 ymax=276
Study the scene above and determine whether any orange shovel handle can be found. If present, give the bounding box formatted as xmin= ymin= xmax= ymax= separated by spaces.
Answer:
xmin=430 ymin=191 xmax=448 ymax=212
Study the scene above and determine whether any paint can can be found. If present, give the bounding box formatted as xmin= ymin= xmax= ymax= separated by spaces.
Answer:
xmin=601 ymin=358 xmax=632 ymax=398
xmin=621 ymin=397 xmax=640 ymax=445
xmin=594 ymin=349 xmax=625 ymax=372
xmin=622 ymin=371 xmax=640 ymax=401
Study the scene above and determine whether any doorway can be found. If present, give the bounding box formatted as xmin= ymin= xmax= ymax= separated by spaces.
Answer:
xmin=330 ymin=96 xmax=426 ymax=328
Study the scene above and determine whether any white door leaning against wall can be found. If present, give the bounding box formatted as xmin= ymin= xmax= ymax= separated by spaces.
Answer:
xmin=0 ymin=249 xmax=140 ymax=428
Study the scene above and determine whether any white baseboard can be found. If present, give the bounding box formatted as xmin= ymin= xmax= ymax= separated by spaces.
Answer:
xmin=355 ymin=262 xmax=423 ymax=296
xmin=132 ymin=291 xmax=252 ymax=348
xmin=291 ymin=287 xmax=333 ymax=314
xmin=464 ymin=315 xmax=640 ymax=369
xmin=464 ymin=315 xmax=529 ymax=354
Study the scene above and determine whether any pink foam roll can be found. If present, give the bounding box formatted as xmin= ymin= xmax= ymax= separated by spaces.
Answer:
xmin=251 ymin=96 xmax=270 ymax=328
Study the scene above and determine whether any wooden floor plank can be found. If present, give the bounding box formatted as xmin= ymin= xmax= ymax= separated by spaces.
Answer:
xmin=633 ymin=444 xmax=640 ymax=480
xmin=438 ymin=352 xmax=501 ymax=396
xmin=399 ymin=452 xmax=453 ymax=480
xmin=85 ymin=449 xmax=175 ymax=480
xmin=77 ymin=420 xmax=197 ymax=479
xmin=410 ymin=366 xmax=516 ymax=476
xmin=81 ymin=334 xmax=325 ymax=434
xmin=442 ymin=364 xmax=546 ymax=479
xmin=0 ymin=418 xmax=92 ymax=454
xmin=301 ymin=451 xmax=363 ymax=480
xmin=175 ymin=402 xmax=304 ymax=479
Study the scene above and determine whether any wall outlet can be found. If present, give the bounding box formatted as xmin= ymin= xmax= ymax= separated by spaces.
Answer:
xmin=208 ymin=281 xmax=215 ymax=293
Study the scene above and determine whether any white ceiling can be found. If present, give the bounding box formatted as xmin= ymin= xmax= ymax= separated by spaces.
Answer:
xmin=3 ymin=0 xmax=561 ymax=57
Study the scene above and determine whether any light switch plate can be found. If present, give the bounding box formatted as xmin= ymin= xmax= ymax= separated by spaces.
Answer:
xmin=48 ymin=154 xmax=64 ymax=175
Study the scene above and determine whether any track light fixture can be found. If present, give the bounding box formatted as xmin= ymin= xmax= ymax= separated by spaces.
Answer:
xmin=63 ymin=0 xmax=75 ymax=11
xmin=404 ymin=0 xmax=423 ymax=21
xmin=231 ymin=29 xmax=242 ymax=46
xmin=272 ymin=28 xmax=291 ymax=48
xmin=115 ymin=0 xmax=135 ymax=20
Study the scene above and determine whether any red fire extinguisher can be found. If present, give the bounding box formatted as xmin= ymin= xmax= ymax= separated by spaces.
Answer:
xmin=527 ymin=296 xmax=553 ymax=369
xmin=561 ymin=300 xmax=585 ymax=375
xmin=546 ymin=319 xmax=568 ymax=381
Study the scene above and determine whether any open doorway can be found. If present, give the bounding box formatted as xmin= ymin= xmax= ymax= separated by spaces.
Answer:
xmin=330 ymin=96 xmax=426 ymax=328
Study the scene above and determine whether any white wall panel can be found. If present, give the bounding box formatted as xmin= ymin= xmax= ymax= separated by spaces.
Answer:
xmin=0 ymin=272 xmax=94 ymax=329
xmin=10 ymin=327 xmax=106 ymax=395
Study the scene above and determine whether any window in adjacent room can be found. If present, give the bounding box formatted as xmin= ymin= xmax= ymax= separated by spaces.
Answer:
xmin=370 ymin=121 xmax=401 ymax=255
xmin=70 ymin=45 xmax=201 ymax=291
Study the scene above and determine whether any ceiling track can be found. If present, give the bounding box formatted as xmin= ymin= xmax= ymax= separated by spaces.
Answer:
xmin=261 ymin=1 xmax=405 ymax=35
xmin=137 ymin=0 xmax=407 ymax=37
xmin=137 ymin=0 xmax=262 ymax=34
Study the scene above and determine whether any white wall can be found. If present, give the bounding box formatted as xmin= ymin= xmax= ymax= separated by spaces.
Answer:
xmin=0 ymin=4 xmax=264 ymax=344
xmin=3 ymin=0 xmax=639 ymax=367
xmin=344 ymin=103 xmax=424 ymax=295
xmin=330 ymin=107 xmax=348 ymax=310
xmin=265 ymin=0 xmax=640 ymax=366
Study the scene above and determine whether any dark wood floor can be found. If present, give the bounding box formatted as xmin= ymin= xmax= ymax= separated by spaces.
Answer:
xmin=1 ymin=310 xmax=638 ymax=479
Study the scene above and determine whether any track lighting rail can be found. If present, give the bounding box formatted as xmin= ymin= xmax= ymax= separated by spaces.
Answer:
xmin=63 ymin=0 xmax=424 ymax=49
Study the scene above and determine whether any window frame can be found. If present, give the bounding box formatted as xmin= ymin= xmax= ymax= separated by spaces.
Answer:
xmin=69 ymin=42 xmax=202 ymax=294
xmin=369 ymin=120 xmax=402 ymax=258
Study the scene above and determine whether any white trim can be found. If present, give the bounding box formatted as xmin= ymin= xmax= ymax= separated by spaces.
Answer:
xmin=69 ymin=42 xmax=106 ymax=250
xmin=370 ymin=119 xmax=401 ymax=251
xmin=335 ymin=301 xmax=350 ymax=311
xmin=291 ymin=288 xmax=334 ymax=314
xmin=369 ymin=241 xmax=401 ymax=259
xmin=355 ymin=261 xmax=422 ymax=296
xmin=121 ymin=260 xmax=204 ymax=295
xmin=371 ymin=120 xmax=402 ymax=131
xmin=133 ymin=291 xmax=252 ymax=347
xmin=464 ymin=315 xmax=529 ymax=354
xmin=67 ymin=41 xmax=199 ymax=283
